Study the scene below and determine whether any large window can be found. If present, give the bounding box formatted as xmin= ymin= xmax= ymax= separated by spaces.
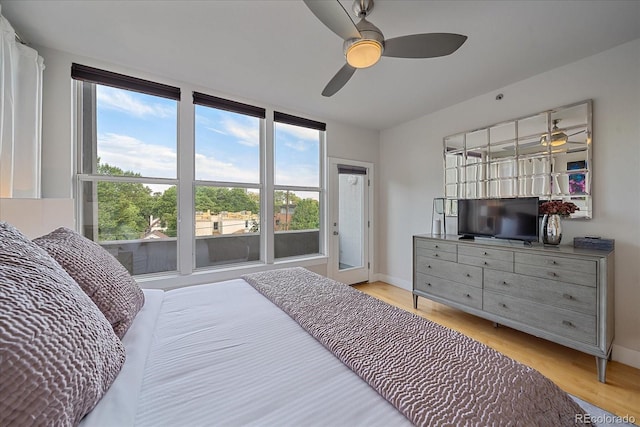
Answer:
xmin=74 ymin=64 xmax=180 ymax=275
xmin=274 ymin=112 xmax=325 ymax=259
xmin=194 ymin=92 xmax=265 ymax=269
xmin=75 ymin=65 xmax=326 ymax=278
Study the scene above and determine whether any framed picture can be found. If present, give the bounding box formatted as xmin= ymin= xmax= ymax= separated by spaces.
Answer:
xmin=567 ymin=160 xmax=586 ymax=195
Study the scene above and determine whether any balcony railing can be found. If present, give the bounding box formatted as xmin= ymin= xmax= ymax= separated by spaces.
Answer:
xmin=100 ymin=230 xmax=320 ymax=275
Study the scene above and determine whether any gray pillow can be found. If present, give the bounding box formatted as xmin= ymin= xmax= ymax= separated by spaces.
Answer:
xmin=0 ymin=221 xmax=125 ymax=426
xmin=34 ymin=227 xmax=145 ymax=338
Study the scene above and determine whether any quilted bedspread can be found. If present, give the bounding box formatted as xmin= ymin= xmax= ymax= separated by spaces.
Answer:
xmin=242 ymin=267 xmax=591 ymax=427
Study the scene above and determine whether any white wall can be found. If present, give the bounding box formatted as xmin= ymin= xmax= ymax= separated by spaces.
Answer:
xmin=378 ymin=39 xmax=640 ymax=367
xmin=35 ymin=45 xmax=379 ymax=280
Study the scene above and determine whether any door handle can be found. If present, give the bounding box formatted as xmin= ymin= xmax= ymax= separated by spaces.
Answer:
xmin=333 ymin=231 xmax=339 ymax=235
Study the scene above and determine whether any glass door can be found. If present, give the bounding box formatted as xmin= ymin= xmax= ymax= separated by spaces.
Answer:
xmin=329 ymin=158 xmax=370 ymax=285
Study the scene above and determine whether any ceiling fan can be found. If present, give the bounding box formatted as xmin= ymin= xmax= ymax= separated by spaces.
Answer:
xmin=303 ymin=0 xmax=467 ymax=97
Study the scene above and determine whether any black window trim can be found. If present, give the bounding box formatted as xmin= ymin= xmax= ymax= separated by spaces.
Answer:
xmin=338 ymin=164 xmax=367 ymax=175
xmin=274 ymin=111 xmax=326 ymax=131
xmin=71 ymin=63 xmax=181 ymax=101
xmin=193 ymin=91 xmax=266 ymax=119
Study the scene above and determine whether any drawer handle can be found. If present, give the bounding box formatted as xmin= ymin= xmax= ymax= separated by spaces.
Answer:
xmin=562 ymin=293 xmax=573 ymax=300
xmin=501 ymin=281 xmax=508 ymax=286
xmin=466 ymin=273 xmax=471 ymax=277
xmin=552 ymin=260 xmax=557 ymax=265
xmin=435 ymin=245 xmax=439 ymax=248
xmin=434 ymin=253 xmax=439 ymax=257
xmin=562 ymin=320 xmax=574 ymax=327
xmin=465 ymin=293 xmax=471 ymax=298
xmin=500 ymin=303 xmax=507 ymax=308
xmin=483 ymin=261 xmax=488 ymax=265
xmin=427 ymin=265 xmax=432 ymax=269
xmin=484 ymin=251 xmax=488 ymax=255
xmin=425 ymin=282 xmax=432 ymax=287
xmin=550 ymin=272 xmax=558 ymax=277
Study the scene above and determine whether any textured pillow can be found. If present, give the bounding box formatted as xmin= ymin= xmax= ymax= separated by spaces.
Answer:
xmin=34 ymin=227 xmax=145 ymax=338
xmin=0 ymin=221 xmax=125 ymax=426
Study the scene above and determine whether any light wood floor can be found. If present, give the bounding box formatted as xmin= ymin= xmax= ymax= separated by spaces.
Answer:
xmin=354 ymin=281 xmax=640 ymax=421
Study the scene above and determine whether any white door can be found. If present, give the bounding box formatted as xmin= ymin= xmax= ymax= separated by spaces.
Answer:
xmin=328 ymin=158 xmax=371 ymax=284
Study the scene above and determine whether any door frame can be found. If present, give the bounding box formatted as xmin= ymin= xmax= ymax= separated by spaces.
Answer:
xmin=327 ymin=157 xmax=374 ymax=284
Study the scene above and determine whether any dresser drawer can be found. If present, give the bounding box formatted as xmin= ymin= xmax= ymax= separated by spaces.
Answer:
xmin=458 ymin=254 xmax=513 ymax=272
xmin=515 ymin=252 xmax=597 ymax=274
xmin=459 ymin=245 xmax=514 ymax=262
xmin=415 ymin=256 xmax=482 ymax=288
xmin=484 ymin=291 xmax=596 ymax=345
xmin=415 ymin=247 xmax=457 ymax=262
xmin=415 ymin=272 xmax=482 ymax=309
xmin=484 ymin=270 xmax=596 ymax=315
xmin=415 ymin=238 xmax=457 ymax=254
xmin=514 ymin=263 xmax=596 ymax=288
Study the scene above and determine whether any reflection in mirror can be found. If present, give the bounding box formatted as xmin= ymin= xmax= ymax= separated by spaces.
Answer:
xmin=442 ymin=100 xmax=592 ymax=219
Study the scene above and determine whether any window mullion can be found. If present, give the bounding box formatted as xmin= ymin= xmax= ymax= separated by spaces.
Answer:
xmin=194 ymin=180 xmax=261 ymax=190
xmin=178 ymin=92 xmax=195 ymax=276
xmin=264 ymin=109 xmax=275 ymax=264
xmin=273 ymin=185 xmax=321 ymax=193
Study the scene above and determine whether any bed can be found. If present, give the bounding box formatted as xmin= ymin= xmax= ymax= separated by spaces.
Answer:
xmin=0 ymin=223 xmax=594 ymax=426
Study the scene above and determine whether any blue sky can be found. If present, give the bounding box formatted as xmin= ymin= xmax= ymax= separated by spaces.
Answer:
xmin=96 ymin=85 xmax=320 ymax=189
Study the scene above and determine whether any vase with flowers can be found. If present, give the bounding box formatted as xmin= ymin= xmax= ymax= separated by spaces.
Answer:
xmin=539 ymin=200 xmax=579 ymax=245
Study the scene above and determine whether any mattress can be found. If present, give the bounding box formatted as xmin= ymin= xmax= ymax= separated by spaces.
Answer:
xmin=80 ymin=279 xmax=410 ymax=426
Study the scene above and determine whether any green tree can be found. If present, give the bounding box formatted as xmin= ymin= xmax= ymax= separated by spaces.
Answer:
xmin=96 ymin=159 xmax=262 ymax=240
xmin=195 ymin=187 xmax=258 ymax=214
xmin=152 ymin=186 xmax=178 ymax=237
xmin=290 ymin=198 xmax=319 ymax=230
xmin=96 ymin=162 xmax=155 ymax=241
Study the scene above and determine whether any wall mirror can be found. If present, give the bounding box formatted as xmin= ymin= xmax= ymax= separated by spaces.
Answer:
xmin=443 ymin=99 xmax=592 ymax=219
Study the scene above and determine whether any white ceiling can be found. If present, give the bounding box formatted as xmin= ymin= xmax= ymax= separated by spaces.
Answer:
xmin=1 ymin=0 xmax=639 ymax=131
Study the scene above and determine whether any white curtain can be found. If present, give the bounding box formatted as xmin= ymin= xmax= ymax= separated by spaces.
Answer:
xmin=0 ymin=6 xmax=44 ymax=198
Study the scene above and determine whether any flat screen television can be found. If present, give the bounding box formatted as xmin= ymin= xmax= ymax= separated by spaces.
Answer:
xmin=457 ymin=197 xmax=539 ymax=243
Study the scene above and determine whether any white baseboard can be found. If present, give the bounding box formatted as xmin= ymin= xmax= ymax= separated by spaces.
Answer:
xmin=372 ymin=273 xmax=411 ymax=291
xmin=372 ymin=273 xmax=640 ymax=371
xmin=612 ymin=344 xmax=640 ymax=370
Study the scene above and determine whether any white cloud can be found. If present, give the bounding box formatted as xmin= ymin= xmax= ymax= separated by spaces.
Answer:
xmin=195 ymin=153 xmax=259 ymax=183
xmin=221 ymin=117 xmax=259 ymax=147
xmin=276 ymin=122 xmax=320 ymax=141
xmin=283 ymin=140 xmax=309 ymax=152
xmin=98 ymin=133 xmax=176 ymax=179
xmin=275 ymin=164 xmax=319 ymax=188
xmin=275 ymin=122 xmax=320 ymax=152
xmin=97 ymin=86 xmax=175 ymax=118
xmin=98 ymin=132 xmax=260 ymax=187
xmin=198 ymin=114 xmax=259 ymax=147
xmin=206 ymin=126 xmax=228 ymax=135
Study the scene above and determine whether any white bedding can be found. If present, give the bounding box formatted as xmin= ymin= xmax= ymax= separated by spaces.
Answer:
xmin=81 ymin=279 xmax=410 ymax=427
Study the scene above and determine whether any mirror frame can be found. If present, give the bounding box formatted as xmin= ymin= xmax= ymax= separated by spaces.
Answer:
xmin=443 ymin=99 xmax=593 ymax=219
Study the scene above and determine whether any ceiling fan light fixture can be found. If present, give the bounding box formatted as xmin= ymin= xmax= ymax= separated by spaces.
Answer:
xmin=345 ymin=39 xmax=382 ymax=68
xmin=540 ymin=120 xmax=568 ymax=147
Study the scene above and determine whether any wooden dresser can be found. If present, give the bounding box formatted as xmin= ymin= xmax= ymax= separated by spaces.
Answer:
xmin=413 ymin=234 xmax=614 ymax=382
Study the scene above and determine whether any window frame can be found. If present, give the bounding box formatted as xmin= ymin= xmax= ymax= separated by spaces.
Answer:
xmin=73 ymin=65 xmax=181 ymax=275
xmin=272 ymin=111 xmax=326 ymax=261
xmin=193 ymin=92 xmax=265 ymax=269
xmin=73 ymin=64 xmax=327 ymax=281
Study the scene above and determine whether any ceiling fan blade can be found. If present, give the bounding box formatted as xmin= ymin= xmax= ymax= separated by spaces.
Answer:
xmin=322 ymin=64 xmax=357 ymax=97
xmin=383 ymin=33 xmax=467 ymax=59
xmin=303 ymin=0 xmax=361 ymax=40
